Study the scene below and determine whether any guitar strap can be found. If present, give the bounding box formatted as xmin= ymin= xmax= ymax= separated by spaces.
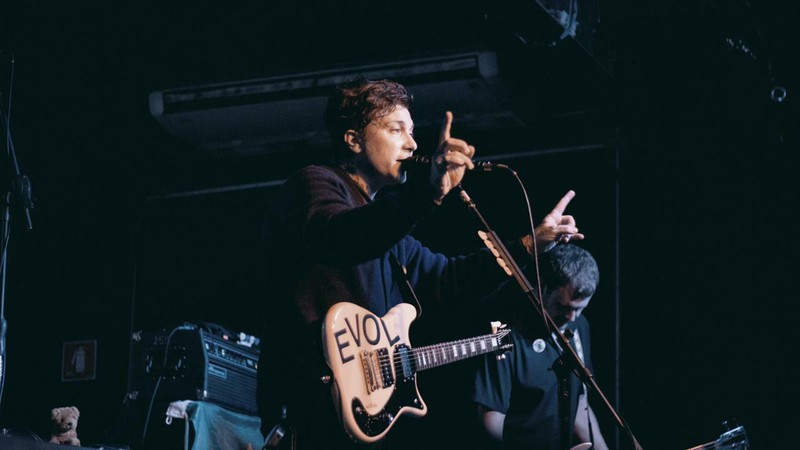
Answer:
xmin=572 ymin=330 xmax=597 ymax=449
xmin=388 ymin=251 xmax=424 ymax=319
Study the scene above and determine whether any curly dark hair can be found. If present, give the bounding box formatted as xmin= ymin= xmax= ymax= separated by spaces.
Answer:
xmin=539 ymin=244 xmax=600 ymax=299
xmin=324 ymin=76 xmax=413 ymax=160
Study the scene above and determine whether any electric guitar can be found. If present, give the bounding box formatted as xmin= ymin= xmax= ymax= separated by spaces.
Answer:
xmin=686 ymin=425 xmax=749 ymax=450
xmin=321 ymin=302 xmax=512 ymax=444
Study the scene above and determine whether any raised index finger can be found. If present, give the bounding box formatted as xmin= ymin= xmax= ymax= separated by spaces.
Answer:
xmin=439 ymin=111 xmax=453 ymax=145
xmin=550 ymin=190 xmax=576 ymax=215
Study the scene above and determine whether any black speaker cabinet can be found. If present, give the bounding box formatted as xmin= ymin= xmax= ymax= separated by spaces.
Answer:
xmin=127 ymin=326 xmax=259 ymax=415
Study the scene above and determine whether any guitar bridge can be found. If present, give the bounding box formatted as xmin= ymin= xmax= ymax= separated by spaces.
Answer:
xmin=361 ymin=350 xmax=380 ymax=393
xmin=360 ymin=348 xmax=394 ymax=393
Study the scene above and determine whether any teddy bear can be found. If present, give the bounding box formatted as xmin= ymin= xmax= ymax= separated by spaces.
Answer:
xmin=49 ymin=406 xmax=81 ymax=446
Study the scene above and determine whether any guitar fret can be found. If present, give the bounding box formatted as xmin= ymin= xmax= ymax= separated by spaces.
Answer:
xmin=408 ymin=331 xmax=510 ymax=373
xmin=408 ymin=337 xmax=501 ymax=371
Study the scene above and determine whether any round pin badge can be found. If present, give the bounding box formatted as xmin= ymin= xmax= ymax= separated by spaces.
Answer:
xmin=532 ymin=339 xmax=546 ymax=353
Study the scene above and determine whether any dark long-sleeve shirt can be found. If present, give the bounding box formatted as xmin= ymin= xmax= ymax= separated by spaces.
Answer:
xmin=256 ymin=164 xmax=529 ymax=447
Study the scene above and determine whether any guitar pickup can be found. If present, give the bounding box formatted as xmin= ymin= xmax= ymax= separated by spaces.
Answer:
xmin=376 ymin=348 xmax=394 ymax=388
xmin=392 ymin=344 xmax=414 ymax=380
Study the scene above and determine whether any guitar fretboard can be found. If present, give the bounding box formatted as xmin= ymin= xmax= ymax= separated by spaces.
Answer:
xmin=411 ymin=331 xmax=510 ymax=371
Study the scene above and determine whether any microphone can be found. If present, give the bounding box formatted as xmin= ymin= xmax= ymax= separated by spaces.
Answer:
xmin=401 ymin=155 xmax=508 ymax=172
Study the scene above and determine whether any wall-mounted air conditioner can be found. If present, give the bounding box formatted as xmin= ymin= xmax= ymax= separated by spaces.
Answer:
xmin=148 ymin=51 xmax=524 ymax=156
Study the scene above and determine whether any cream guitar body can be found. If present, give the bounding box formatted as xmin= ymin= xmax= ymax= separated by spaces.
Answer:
xmin=322 ymin=302 xmax=511 ymax=444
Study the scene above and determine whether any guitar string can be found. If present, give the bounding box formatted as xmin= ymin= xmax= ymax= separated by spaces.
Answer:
xmin=369 ymin=332 xmax=510 ymax=364
xmin=367 ymin=332 xmax=510 ymax=366
xmin=363 ymin=334 xmax=512 ymax=388
xmin=370 ymin=334 xmax=504 ymax=363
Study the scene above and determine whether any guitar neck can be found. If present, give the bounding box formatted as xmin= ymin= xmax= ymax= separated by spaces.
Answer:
xmin=412 ymin=332 xmax=508 ymax=372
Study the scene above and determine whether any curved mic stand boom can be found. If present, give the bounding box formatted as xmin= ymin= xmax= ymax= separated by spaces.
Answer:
xmin=455 ymin=184 xmax=643 ymax=450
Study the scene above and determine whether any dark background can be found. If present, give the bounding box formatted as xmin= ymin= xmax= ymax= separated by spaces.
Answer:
xmin=1 ymin=1 xmax=797 ymax=449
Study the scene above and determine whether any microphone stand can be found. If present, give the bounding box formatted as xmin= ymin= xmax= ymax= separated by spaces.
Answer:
xmin=455 ymin=185 xmax=643 ymax=450
xmin=1 ymin=79 xmax=35 ymax=413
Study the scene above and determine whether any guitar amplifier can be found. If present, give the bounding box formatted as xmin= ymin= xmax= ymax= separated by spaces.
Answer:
xmin=127 ymin=325 xmax=260 ymax=415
